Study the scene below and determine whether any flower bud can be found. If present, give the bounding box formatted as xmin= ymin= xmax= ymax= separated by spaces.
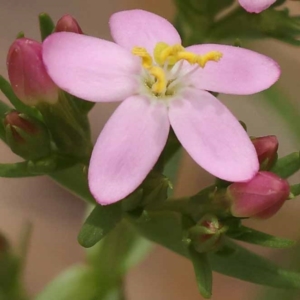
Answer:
xmin=189 ymin=214 xmax=227 ymax=253
xmin=4 ymin=110 xmax=51 ymax=160
xmin=227 ymin=171 xmax=289 ymax=219
xmin=7 ymin=38 xmax=59 ymax=106
xmin=252 ymin=135 xmax=278 ymax=170
xmin=55 ymin=14 xmax=83 ymax=34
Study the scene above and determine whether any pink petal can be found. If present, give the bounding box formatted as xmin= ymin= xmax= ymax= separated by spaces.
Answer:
xmin=109 ymin=9 xmax=181 ymax=54
xmin=185 ymin=44 xmax=280 ymax=95
xmin=89 ymin=95 xmax=170 ymax=205
xmin=168 ymin=88 xmax=259 ymax=182
xmin=43 ymin=32 xmax=141 ymax=102
xmin=239 ymin=0 xmax=276 ymax=13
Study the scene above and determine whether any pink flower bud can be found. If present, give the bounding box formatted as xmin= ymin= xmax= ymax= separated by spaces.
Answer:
xmin=55 ymin=14 xmax=83 ymax=34
xmin=7 ymin=38 xmax=59 ymax=106
xmin=252 ymin=135 xmax=278 ymax=170
xmin=227 ymin=172 xmax=289 ymax=219
xmin=4 ymin=110 xmax=38 ymax=143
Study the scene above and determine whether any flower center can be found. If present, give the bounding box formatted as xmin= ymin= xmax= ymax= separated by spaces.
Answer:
xmin=132 ymin=42 xmax=222 ymax=98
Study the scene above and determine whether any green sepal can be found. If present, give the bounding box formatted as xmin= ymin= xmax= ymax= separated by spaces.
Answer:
xmin=0 ymin=75 xmax=41 ymax=120
xmin=37 ymin=92 xmax=92 ymax=161
xmin=39 ymin=13 xmax=55 ymax=41
xmin=16 ymin=31 xmax=25 ymax=38
xmin=141 ymin=172 xmax=170 ymax=207
xmin=121 ymin=189 xmax=143 ymax=212
xmin=5 ymin=114 xmax=52 ymax=160
xmin=227 ymin=225 xmax=295 ymax=248
xmin=188 ymin=246 xmax=212 ymax=299
xmin=78 ymin=203 xmax=123 ymax=248
xmin=71 ymin=95 xmax=96 ymax=114
xmin=131 ymin=210 xmax=300 ymax=289
xmin=0 ymin=100 xmax=12 ymax=141
xmin=290 ymin=184 xmax=300 ymax=197
xmin=271 ymin=152 xmax=300 ymax=178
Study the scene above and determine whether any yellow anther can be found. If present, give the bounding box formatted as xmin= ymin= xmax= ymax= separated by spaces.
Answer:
xmin=177 ymin=50 xmax=223 ymax=68
xmin=154 ymin=42 xmax=184 ymax=66
xmin=149 ymin=66 xmax=167 ymax=94
xmin=132 ymin=47 xmax=153 ymax=69
xmin=196 ymin=51 xmax=223 ymax=68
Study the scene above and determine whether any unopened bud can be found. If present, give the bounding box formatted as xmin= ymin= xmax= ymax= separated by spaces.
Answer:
xmin=55 ymin=14 xmax=83 ymax=34
xmin=189 ymin=214 xmax=227 ymax=253
xmin=252 ymin=135 xmax=278 ymax=170
xmin=7 ymin=38 xmax=59 ymax=105
xmin=4 ymin=110 xmax=51 ymax=160
xmin=227 ymin=171 xmax=289 ymax=219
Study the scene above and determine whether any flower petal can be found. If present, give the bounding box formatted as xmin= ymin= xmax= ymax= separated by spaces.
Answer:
xmin=89 ymin=95 xmax=170 ymax=205
xmin=43 ymin=32 xmax=141 ymax=102
xmin=238 ymin=0 xmax=276 ymax=13
xmin=185 ymin=44 xmax=280 ymax=95
xmin=109 ymin=9 xmax=181 ymax=54
xmin=169 ymin=89 xmax=259 ymax=182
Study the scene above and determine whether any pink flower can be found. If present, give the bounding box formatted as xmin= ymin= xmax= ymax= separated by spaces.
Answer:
xmin=227 ymin=171 xmax=290 ymax=219
xmin=238 ymin=0 xmax=276 ymax=13
xmin=42 ymin=10 xmax=280 ymax=205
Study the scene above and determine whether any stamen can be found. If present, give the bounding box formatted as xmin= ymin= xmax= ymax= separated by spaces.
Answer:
xmin=177 ymin=50 xmax=223 ymax=68
xmin=149 ymin=66 xmax=167 ymax=94
xmin=154 ymin=42 xmax=184 ymax=66
xmin=132 ymin=47 xmax=153 ymax=69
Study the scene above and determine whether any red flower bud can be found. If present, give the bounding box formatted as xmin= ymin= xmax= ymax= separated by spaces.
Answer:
xmin=4 ymin=110 xmax=38 ymax=143
xmin=55 ymin=14 xmax=83 ymax=34
xmin=7 ymin=38 xmax=59 ymax=105
xmin=227 ymin=171 xmax=289 ymax=219
xmin=252 ymin=135 xmax=278 ymax=170
xmin=189 ymin=214 xmax=227 ymax=253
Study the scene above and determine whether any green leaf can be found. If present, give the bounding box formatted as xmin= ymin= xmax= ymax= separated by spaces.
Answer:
xmin=87 ymin=221 xmax=152 ymax=298
xmin=49 ymin=164 xmax=95 ymax=204
xmin=291 ymin=184 xmax=300 ymax=197
xmin=131 ymin=211 xmax=300 ymax=289
xmin=0 ymin=76 xmax=41 ymax=120
xmin=0 ymin=162 xmax=39 ymax=178
xmin=78 ymin=203 xmax=123 ymax=248
xmin=35 ymin=265 xmax=100 ymax=300
xmin=227 ymin=226 xmax=295 ymax=248
xmin=210 ymin=239 xmax=300 ymax=289
xmin=39 ymin=13 xmax=55 ymax=41
xmin=16 ymin=31 xmax=25 ymax=39
xmin=188 ymin=247 xmax=212 ymax=299
xmin=208 ymin=7 xmax=300 ymax=46
xmin=271 ymin=152 xmax=300 ymax=178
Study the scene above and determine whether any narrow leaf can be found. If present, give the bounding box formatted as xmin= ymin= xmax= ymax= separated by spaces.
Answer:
xmin=271 ymin=152 xmax=300 ymax=178
xmin=227 ymin=226 xmax=295 ymax=248
xmin=39 ymin=13 xmax=55 ymax=41
xmin=189 ymin=246 xmax=212 ymax=299
xmin=131 ymin=211 xmax=300 ymax=289
xmin=0 ymin=162 xmax=38 ymax=178
xmin=210 ymin=239 xmax=300 ymax=289
xmin=78 ymin=203 xmax=123 ymax=248
xmin=0 ymin=100 xmax=11 ymax=141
